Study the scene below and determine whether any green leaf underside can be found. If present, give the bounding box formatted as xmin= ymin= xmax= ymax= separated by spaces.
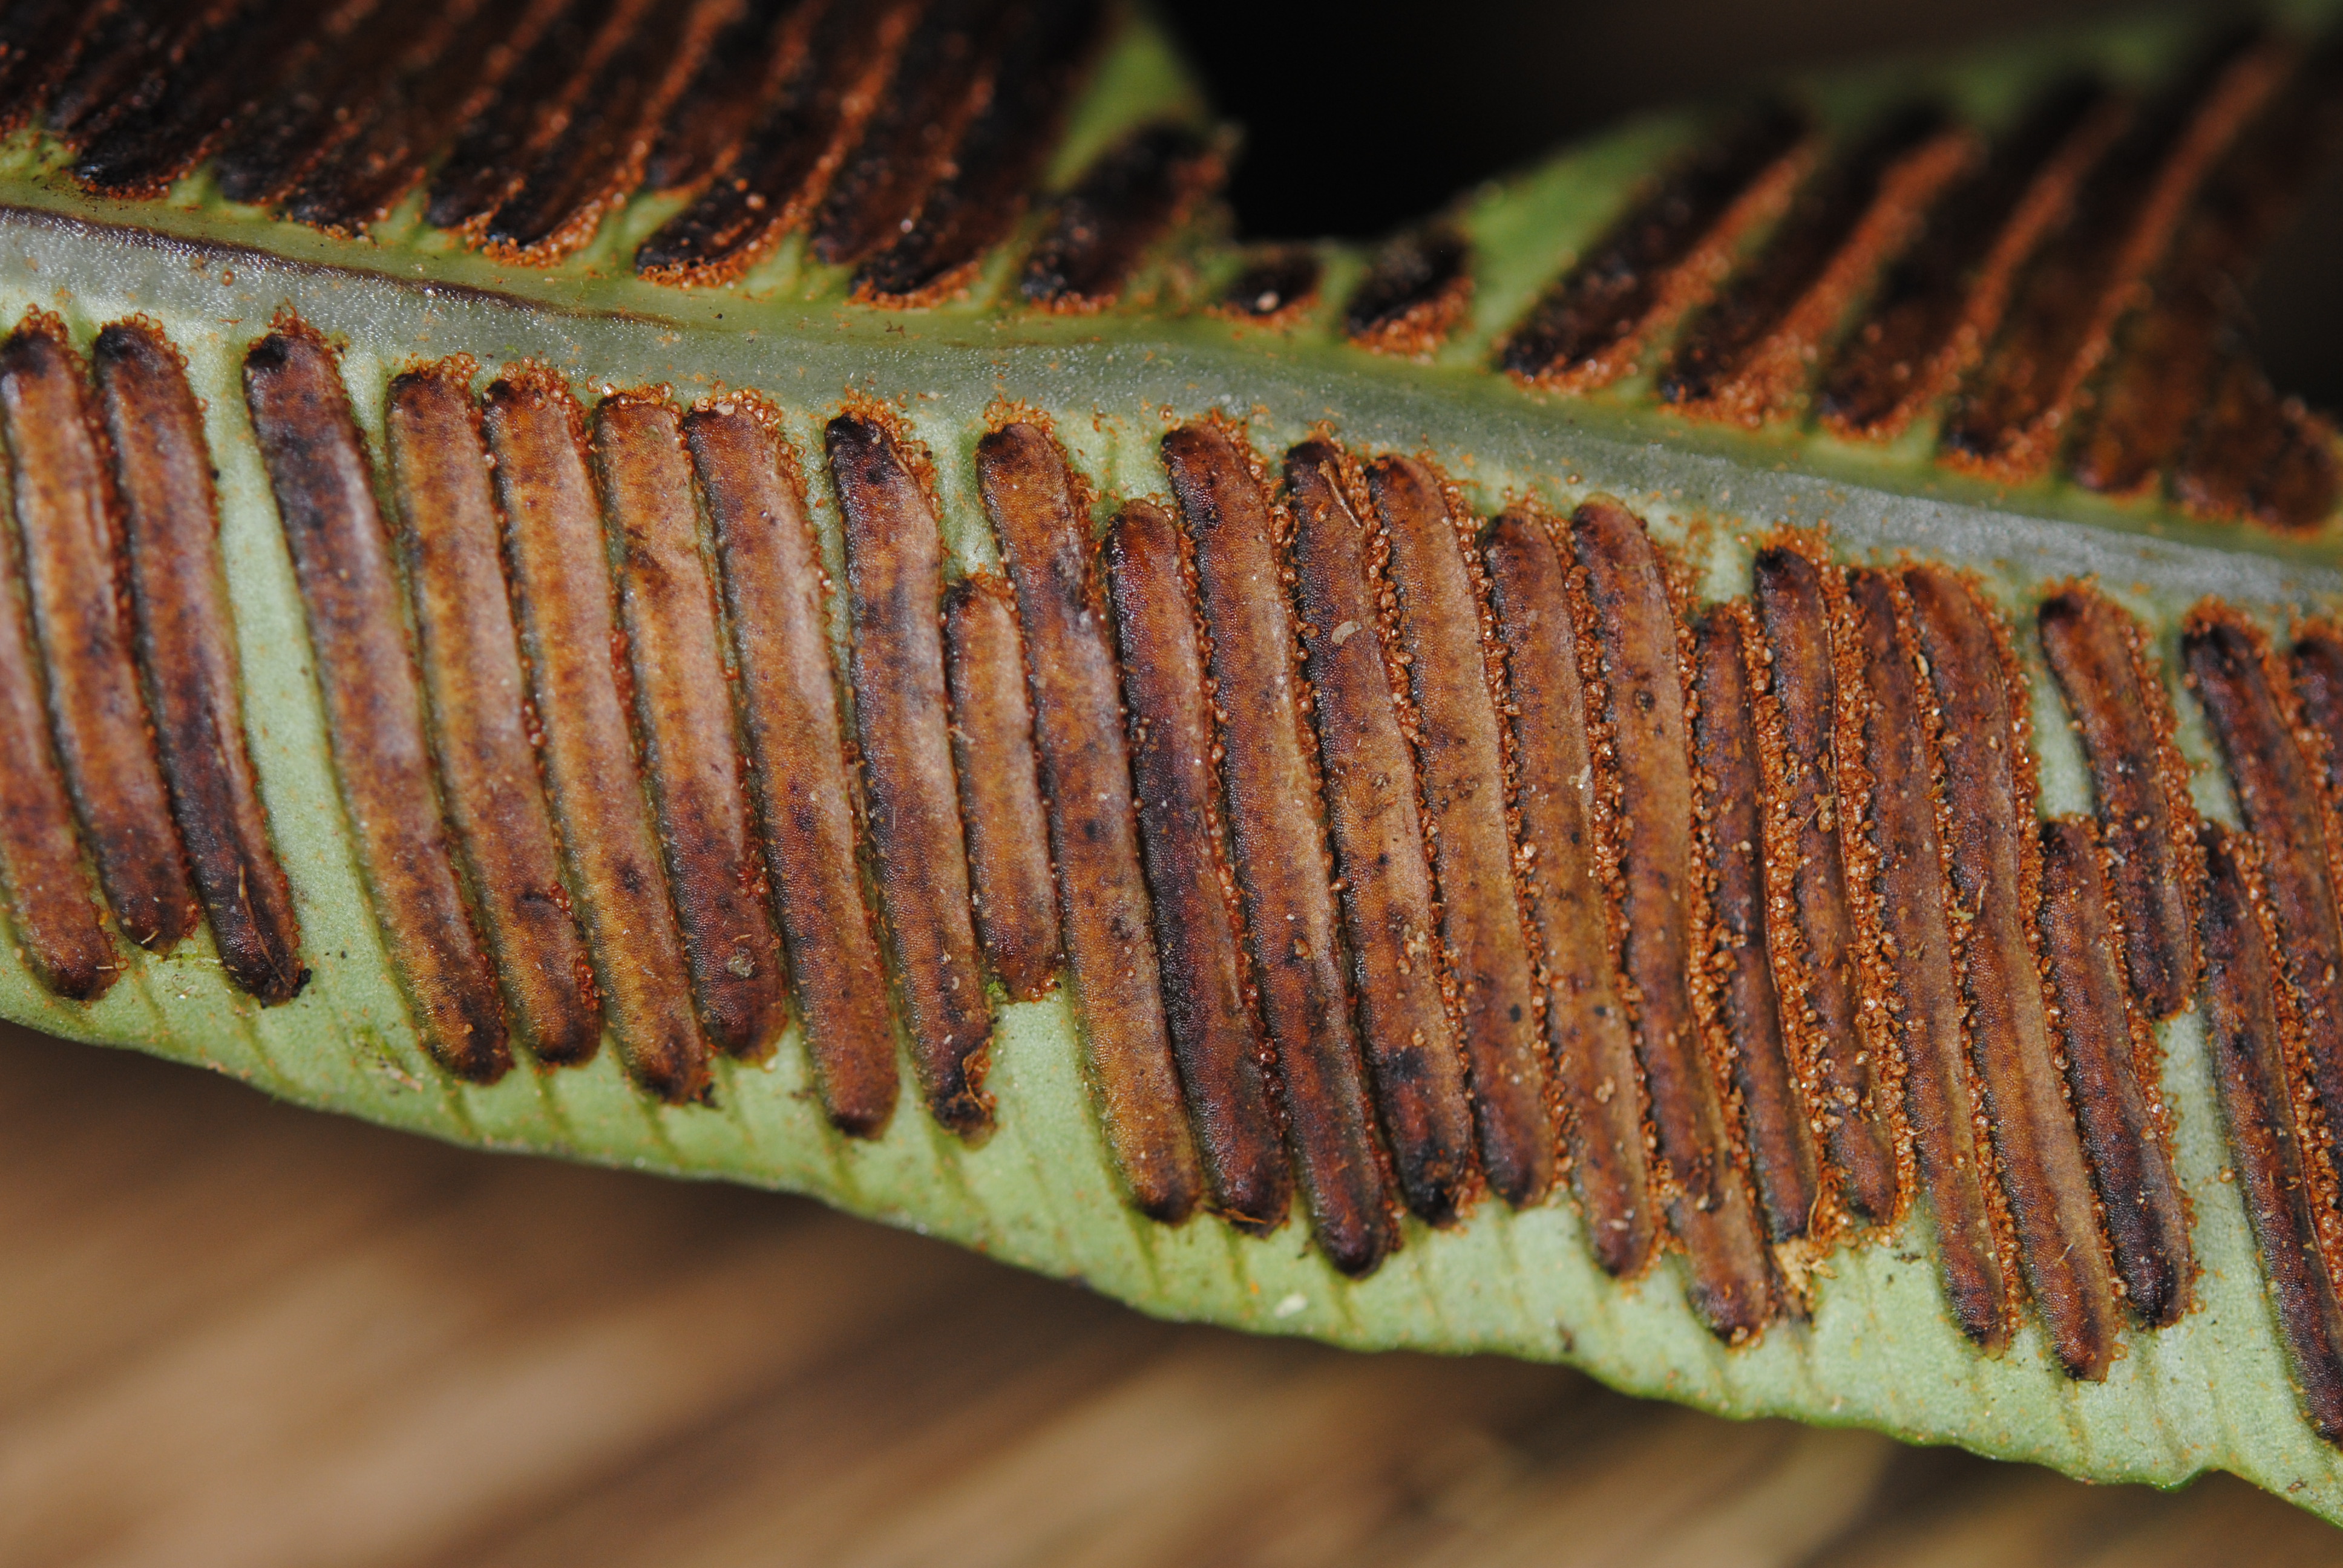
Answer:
xmin=4 ymin=0 xmax=2343 ymax=1523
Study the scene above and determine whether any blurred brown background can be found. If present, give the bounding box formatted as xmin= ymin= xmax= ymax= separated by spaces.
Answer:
xmin=10 ymin=1 xmax=2343 ymax=1563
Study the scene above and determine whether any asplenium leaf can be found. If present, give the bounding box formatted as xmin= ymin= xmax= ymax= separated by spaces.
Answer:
xmin=5 ymin=0 xmax=2343 ymax=1525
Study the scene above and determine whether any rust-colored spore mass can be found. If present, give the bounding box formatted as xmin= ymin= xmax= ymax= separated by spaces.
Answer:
xmin=1482 ymin=510 xmax=1654 ymax=1276
xmin=384 ymin=366 xmax=597 ymax=1060
xmin=0 ymin=317 xmax=196 ymax=955
xmin=686 ymin=401 xmax=897 ymax=1136
xmin=943 ymin=572 xmax=1064 ymax=1001
xmin=425 ymin=0 xmax=625 ymax=232
xmin=1020 ymin=122 xmax=1224 ymax=311
xmin=2037 ymin=587 xmax=2200 ymax=1018
xmin=0 ymin=424 xmax=112 ymax=1001
xmin=93 ymin=320 xmax=303 ymax=1005
xmin=828 ymin=414 xmax=996 ymax=1138
xmin=2036 ymin=818 xmax=2191 ymax=1327
xmin=2200 ymin=823 xmax=2343 ymax=1443
xmin=645 ymin=0 xmax=807 ymax=193
xmin=857 ymin=0 xmax=1107 ymax=303
xmin=483 ymin=370 xmax=706 ymax=1103
xmin=2172 ymin=351 xmax=2342 ymax=532
xmin=1845 ymin=569 xmax=2005 ymax=1350
xmin=1285 ymin=442 xmax=1479 ymax=1226
xmin=978 ymin=426 xmax=1204 ymax=1223
xmin=212 ymin=0 xmax=435 ymax=206
xmin=1104 ymin=498 xmax=1291 ymax=1232
xmin=1344 ymin=226 xmax=1473 ymax=357
xmin=1163 ymin=423 xmax=1394 ymax=1276
xmin=242 ymin=328 xmax=508 ymax=1084
xmin=1569 ymin=497 xmax=1774 ymax=1338
xmin=1818 ymin=77 xmax=2113 ymax=440
xmin=1904 ymin=564 xmax=2115 ymax=1379
xmin=595 ymin=395 xmax=789 ymax=1063
xmin=1751 ymin=545 xmax=1898 ymax=1223
xmin=2185 ymin=606 xmax=2343 ymax=1184
xmin=1691 ymin=602 xmax=1821 ymax=1246
xmin=46 ymin=0 xmax=209 ymax=143
xmin=0 ymin=0 xmax=97 ymax=134
xmin=72 ymin=0 xmax=324 ymax=199
xmin=1365 ymin=454 xmax=1554 ymax=1207
xmin=1502 ymin=102 xmax=1812 ymax=391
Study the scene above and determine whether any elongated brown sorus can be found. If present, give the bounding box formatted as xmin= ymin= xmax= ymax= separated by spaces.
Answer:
xmin=1163 ymin=422 xmax=1394 ymax=1276
xmin=594 ymin=394 xmax=788 ymax=1063
xmin=857 ymin=0 xmax=1109 ymax=302
xmin=828 ymin=413 xmax=995 ymax=1137
xmin=1661 ymin=103 xmax=1972 ymax=425
xmin=1217 ymin=247 xmax=1322 ymax=322
xmin=2184 ymin=603 xmax=2343 ymax=1183
xmin=1904 ymin=563 xmax=2115 ymax=1379
xmin=1481 ymin=509 xmax=1654 ymax=1276
xmin=243 ymin=327 xmax=507 ymax=1082
xmin=2199 ymin=823 xmax=2343 ymax=1443
xmin=1691 ymin=601 xmax=1821 ymax=1246
xmin=485 ymin=0 xmax=712 ymax=260
xmin=645 ymin=0 xmax=807 ymax=192
xmin=45 ymin=0 xmax=211 ymax=143
xmin=281 ymin=0 xmax=536 ymax=233
xmin=2036 ymin=585 xmax=2200 ymax=1018
xmin=2036 ymin=817 xmax=2190 ymax=1327
xmin=1818 ymin=76 xmax=2117 ymax=440
xmin=1501 ymin=102 xmax=1814 ymax=391
xmin=1103 ymin=498 xmax=1289 ymax=1230
xmin=1750 ymin=544 xmax=1898 ymax=1222
xmin=977 ymin=426 xmax=1204 ymax=1221
xmin=0 ymin=0 xmax=101 ymax=133
xmin=942 ymin=572 xmax=1063 ymax=1001
xmin=1343 ymin=226 xmax=1473 ymax=358
xmin=0 ymin=429 xmax=113 ymax=1001
xmin=811 ymin=0 xmax=1009 ymax=266
xmin=1284 ymin=440 xmax=1479 ymax=1225
xmin=94 ymin=320 xmax=303 ymax=1005
xmin=383 ymin=364 xmax=596 ymax=1060
xmin=1020 ymin=122 xmax=1225 ymax=312
xmin=634 ymin=0 xmax=914 ymax=283
xmin=483 ymin=367 xmax=706 ymax=1103
xmin=0 ymin=315 xmax=195 ymax=953
xmin=684 ymin=399 xmax=897 ymax=1136
xmin=1568 ymin=497 xmax=1774 ymax=1337
xmin=1939 ymin=28 xmax=2288 ymax=480
xmin=1844 ymin=568 xmax=2006 ymax=1349
xmin=2290 ymin=622 xmax=2343 ymax=818
xmin=1363 ymin=453 xmax=1553 ymax=1207
xmin=212 ymin=0 xmax=442 ymax=205
xmin=425 ymin=0 xmax=626 ymax=232
xmin=2170 ymin=350 xmax=2341 ymax=532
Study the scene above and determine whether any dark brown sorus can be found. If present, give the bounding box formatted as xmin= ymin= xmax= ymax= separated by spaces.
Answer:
xmin=45 ymin=0 xmax=211 ymax=143
xmin=1690 ymin=601 xmax=1821 ymax=1246
xmin=978 ymin=426 xmax=1204 ymax=1223
xmin=2199 ymin=823 xmax=2343 ymax=1443
xmin=1818 ymin=76 xmax=2115 ymax=440
xmin=0 ymin=317 xmax=197 ymax=955
xmin=1162 ymin=423 xmax=1394 ymax=1276
xmin=212 ymin=0 xmax=437 ymax=205
xmin=1569 ymin=497 xmax=1774 ymax=1338
xmin=483 ymin=369 xmax=708 ymax=1104
xmin=1501 ymin=101 xmax=1812 ymax=390
xmin=1220 ymin=247 xmax=1322 ymax=321
xmin=93 ymin=320 xmax=303 ymax=1005
xmin=2184 ymin=606 xmax=2343 ymax=1185
xmin=2291 ymin=623 xmax=2343 ymax=817
xmin=1103 ymin=497 xmax=1289 ymax=1231
xmin=1844 ymin=569 xmax=2006 ymax=1350
xmin=72 ymin=0 xmax=327 ymax=198
xmin=1751 ymin=544 xmax=1899 ymax=1223
xmin=384 ymin=365 xmax=597 ymax=1061
xmin=1284 ymin=440 xmax=1480 ymax=1226
xmin=828 ymin=414 xmax=997 ymax=1138
xmin=594 ymin=395 xmax=790 ymax=1063
xmin=2036 ymin=586 xmax=2200 ymax=1018
xmin=1660 ymin=102 xmax=1970 ymax=424
xmin=2036 ymin=818 xmax=2191 ymax=1327
xmin=2171 ymin=351 xmax=2341 ymax=531
xmin=0 ymin=422 xmax=113 ymax=1001
xmin=242 ymin=328 xmax=508 ymax=1084
xmin=943 ymin=572 xmax=1064 ymax=1002
xmin=1343 ymin=225 xmax=1473 ymax=356
xmin=1481 ymin=510 xmax=1654 ymax=1276
xmin=1904 ymin=564 xmax=2115 ymax=1379
xmin=1021 ymin=122 xmax=1224 ymax=310
xmin=426 ymin=0 xmax=628 ymax=232
xmin=1365 ymin=454 xmax=1555 ymax=1207
xmin=0 ymin=0 xmax=99 ymax=133
xmin=645 ymin=0 xmax=807 ymax=192
xmin=685 ymin=400 xmax=897 ymax=1137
